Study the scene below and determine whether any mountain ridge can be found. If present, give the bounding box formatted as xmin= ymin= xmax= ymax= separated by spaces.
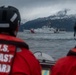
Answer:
xmin=19 ymin=9 xmax=76 ymax=32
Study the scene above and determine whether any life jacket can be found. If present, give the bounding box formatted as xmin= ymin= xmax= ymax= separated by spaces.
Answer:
xmin=0 ymin=34 xmax=29 ymax=75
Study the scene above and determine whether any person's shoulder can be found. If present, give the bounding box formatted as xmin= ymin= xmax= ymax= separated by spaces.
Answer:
xmin=12 ymin=36 xmax=24 ymax=42
xmin=18 ymin=48 xmax=40 ymax=65
xmin=17 ymin=48 xmax=36 ymax=59
xmin=55 ymin=56 xmax=67 ymax=65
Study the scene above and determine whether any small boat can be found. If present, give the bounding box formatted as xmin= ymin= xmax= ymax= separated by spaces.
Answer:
xmin=34 ymin=51 xmax=55 ymax=75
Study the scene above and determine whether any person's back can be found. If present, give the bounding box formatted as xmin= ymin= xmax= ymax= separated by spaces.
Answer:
xmin=51 ymin=47 xmax=76 ymax=75
xmin=0 ymin=6 xmax=41 ymax=75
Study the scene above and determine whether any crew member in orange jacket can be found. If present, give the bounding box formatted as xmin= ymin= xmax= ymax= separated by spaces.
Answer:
xmin=0 ymin=6 xmax=41 ymax=75
xmin=51 ymin=47 xmax=76 ymax=75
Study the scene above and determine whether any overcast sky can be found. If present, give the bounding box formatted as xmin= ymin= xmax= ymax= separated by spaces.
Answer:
xmin=0 ymin=0 xmax=76 ymax=22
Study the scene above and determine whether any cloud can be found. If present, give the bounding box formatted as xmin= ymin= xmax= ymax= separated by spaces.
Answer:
xmin=0 ymin=0 xmax=76 ymax=22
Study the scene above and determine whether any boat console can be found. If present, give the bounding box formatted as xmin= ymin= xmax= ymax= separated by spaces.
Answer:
xmin=34 ymin=51 xmax=55 ymax=75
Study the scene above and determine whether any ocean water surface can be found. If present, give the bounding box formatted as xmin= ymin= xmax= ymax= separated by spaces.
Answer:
xmin=17 ymin=32 xmax=76 ymax=60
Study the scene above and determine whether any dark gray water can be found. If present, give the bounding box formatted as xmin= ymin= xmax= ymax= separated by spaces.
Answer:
xmin=17 ymin=32 xmax=76 ymax=60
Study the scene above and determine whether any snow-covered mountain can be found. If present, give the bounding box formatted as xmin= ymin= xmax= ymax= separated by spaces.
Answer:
xmin=19 ymin=9 xmax=76 ymax=32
